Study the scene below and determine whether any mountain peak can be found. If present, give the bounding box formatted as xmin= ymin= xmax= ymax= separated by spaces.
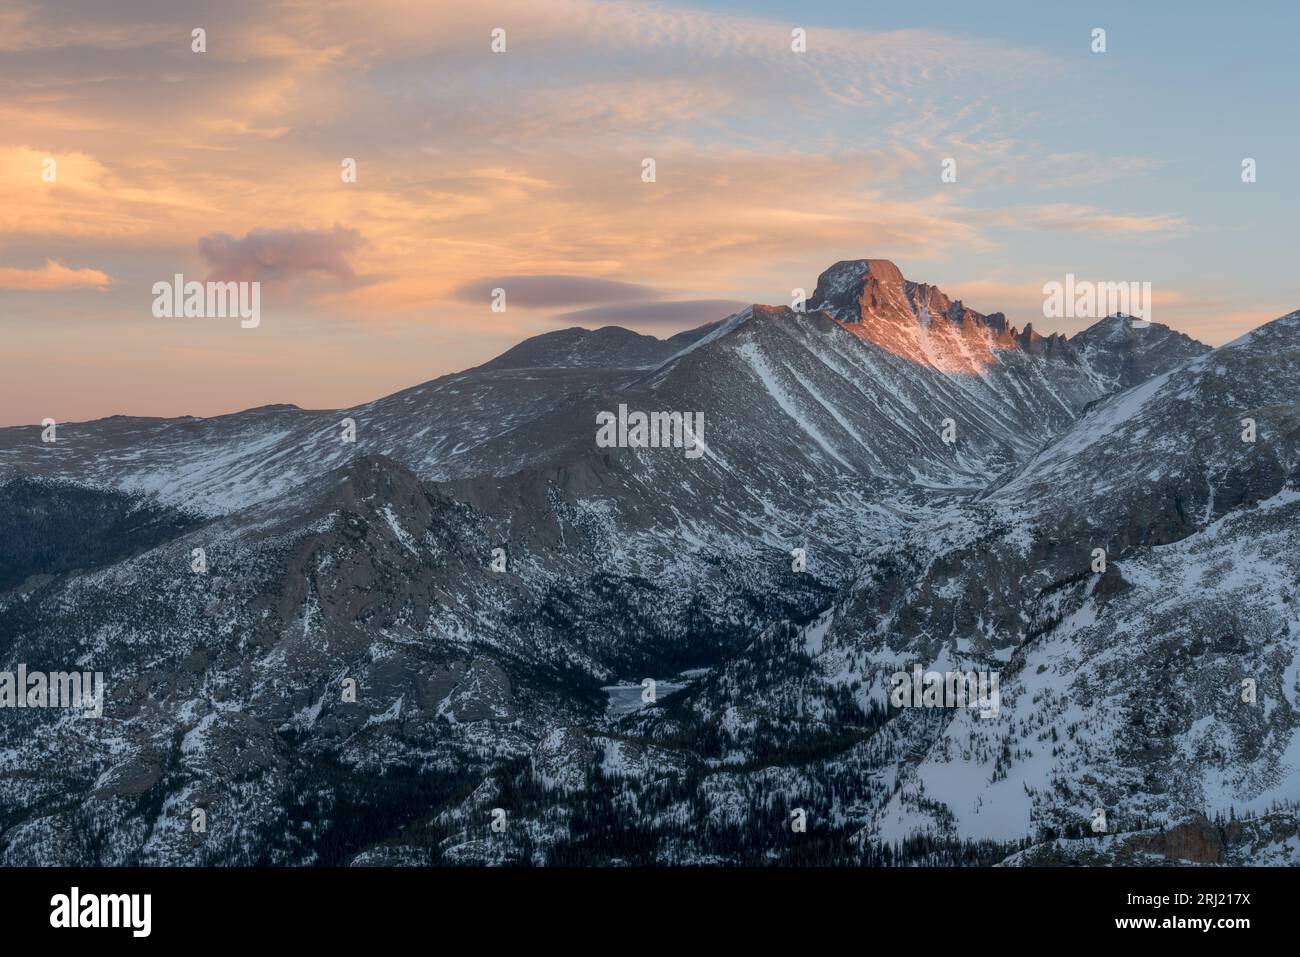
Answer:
xmin=810 ymin=259 xmax=905 ymax=307
xmin=478 ymin=324 xmax=704 ymax=371
xmin=806 ymin=258 xmax=1024 ymax=371
xmin=809 ymin=258 xmax=998 ymax=331
xmin=1069 ymin=313 xmax=1211 ymax=388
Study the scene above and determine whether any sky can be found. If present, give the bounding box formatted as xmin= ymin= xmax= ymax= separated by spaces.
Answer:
xmin=2 ymin=0 xmax=1297 ymax=426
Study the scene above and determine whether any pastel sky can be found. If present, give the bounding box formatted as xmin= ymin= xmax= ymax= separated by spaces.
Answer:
xmin=2 ymin=0 xmax=1297 ymax=426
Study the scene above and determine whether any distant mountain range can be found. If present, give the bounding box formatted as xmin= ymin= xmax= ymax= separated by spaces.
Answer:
xmin=1 ymin=258 xmax=1295 ymax=866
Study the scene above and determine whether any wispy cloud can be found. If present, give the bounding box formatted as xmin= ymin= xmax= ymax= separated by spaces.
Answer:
xmin=978 ymin=204 xmax=1189 ymax=237
xmin=0 ymin=0 xmax=1265 ymax=425
xmin=551 ymin=299 xmax=747 ymax=326
xmin=0 ymin=258 xmax=112 ymax=290
xmin=452 ymin=275 xmax=660 ymax=308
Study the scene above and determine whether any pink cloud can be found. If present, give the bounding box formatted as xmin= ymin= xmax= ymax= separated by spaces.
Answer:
xmin=198 ymin=225 xmax=363 ymax=283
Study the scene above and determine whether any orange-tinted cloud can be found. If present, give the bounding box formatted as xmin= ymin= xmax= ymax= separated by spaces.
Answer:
xmin=0 ymin=259 xmax=112 ymax=290
xmin=0 ymin=0 xmax=1276 ymax=427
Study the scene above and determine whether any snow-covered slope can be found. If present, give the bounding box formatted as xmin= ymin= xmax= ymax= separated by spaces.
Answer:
xmin=789 ymin=309 xmax=1300 ymax=852
xmin=4 ymin=257 xmax=1280 ymax=867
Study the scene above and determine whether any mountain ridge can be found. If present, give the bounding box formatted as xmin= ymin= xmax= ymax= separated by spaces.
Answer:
xmin=0 ymin=258 xmax=1216 ymax=431
xmin=0 ymin=256 xmax=1293 ymax=867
